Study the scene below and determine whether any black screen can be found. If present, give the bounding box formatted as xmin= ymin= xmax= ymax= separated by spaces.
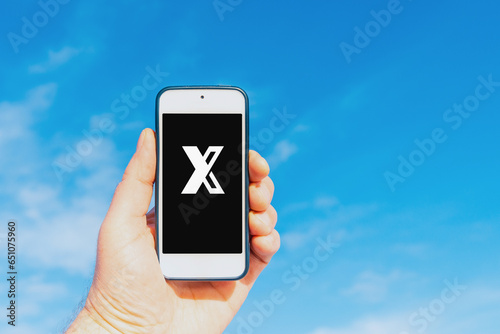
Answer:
xmin=162 ymin=114 xmax=243 ymax=253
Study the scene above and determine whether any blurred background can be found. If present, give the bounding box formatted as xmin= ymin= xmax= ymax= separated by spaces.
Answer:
xmin=1 ymin=0 xmax=500 ymax=333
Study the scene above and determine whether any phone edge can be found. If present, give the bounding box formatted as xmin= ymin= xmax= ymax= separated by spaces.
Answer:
xmin=155 ymin=85 xmax=250 ymax=281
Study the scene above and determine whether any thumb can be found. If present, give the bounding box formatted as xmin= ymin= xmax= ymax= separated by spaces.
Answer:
xmin=107 ymin=128 xmax=156 ymax=222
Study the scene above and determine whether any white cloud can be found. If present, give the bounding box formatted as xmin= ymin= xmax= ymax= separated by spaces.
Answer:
xmin=280 ymin=198 xmax=376 ymax=251
xmin=0 ymin=274 xmax=75 ymax=334
xmin=0 ymin=83 xmax=57 ymax=147
xmin=18 ymin=184 xmax=62 ymax=220
xmin=266 ymin=139 xmax=298 ymax=168
xmin=0 ymin=83 xmax=59 ymax=201
xmin=0 ymin=84 xmax=123 ymax=275
xmin=282 ymin=227 xmax=346 ymax=251
xmin=314 ymin=196 xmax=339 ymax=209
xmin=20 ymin=275 xmax=69 ymax=314
xmin=29 ymin=46 xmax=82 ymax=73
xmin=79 ymin=137 xmax=121 ymax=170
xmin=280 ymin=200 xmax=311 ymax=215
xmin=282 ymin=197 xmax=378 ymax=228
xmin=19 ymin=184 xmax=108 ymax=275
xmin=293 ymin=123 xmax=310 ymax=133
xmin=467 ymin=219 xmax=499 ymax=242
xmin=306 ymin=313 xmax=411 ymax=334
xmin=76 ymin=162 xmax=122 ymax=192
xmin=3 ymin=323 xmax=45 ymax=334
xmin=281 ymin=223 xmax=323 ymax=250
xmin=281 ymin=195 xmax=339 ymax=216
xmin=17 ymin=147 xmax=121 ymax=275
xmin=307 ymin=285 xmax=500 ymax=334
xmin=392 ymin=242 xmax=429 ymax=258
xmin=342 ymin=270 xmax=411 ymax=303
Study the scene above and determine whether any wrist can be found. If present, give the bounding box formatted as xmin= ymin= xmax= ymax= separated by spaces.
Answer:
xmin=67 ymin=290 xmax=144 ymax=334
xmin=65 ymin=303 xmax=111 ymax=333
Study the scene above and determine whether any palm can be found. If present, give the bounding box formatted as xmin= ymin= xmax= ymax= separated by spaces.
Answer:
xmin=92 ymin=206 xmax=269 ymax=334
xmin=83 ymin=130 xmax=278 ymax=334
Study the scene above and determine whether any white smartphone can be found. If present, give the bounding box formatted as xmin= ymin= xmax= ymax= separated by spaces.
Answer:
xmin=155 ymin=86 xmax=249 ymax=280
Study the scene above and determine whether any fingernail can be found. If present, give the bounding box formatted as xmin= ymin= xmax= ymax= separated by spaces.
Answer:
xmin=258 ymin=211 xmax=271 ymax=227
xmin=258 ymin=184 xmax=271 ymax=203
xmin=137 ymin=129 xmax=146 ymax=151
xmin=260 ymin=156 xmax=270 ymax=174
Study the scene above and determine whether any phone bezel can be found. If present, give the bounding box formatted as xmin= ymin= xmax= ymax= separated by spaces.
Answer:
xmin=155 ymin=86 xmax=249 ymax=280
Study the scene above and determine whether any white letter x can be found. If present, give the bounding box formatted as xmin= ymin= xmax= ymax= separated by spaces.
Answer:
xmin=181 ymin=146 xmax=225 ymax=194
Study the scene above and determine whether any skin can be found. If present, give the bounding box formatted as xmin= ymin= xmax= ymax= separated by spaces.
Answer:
xmin=66 ymin=128 xmax=280 ymax=334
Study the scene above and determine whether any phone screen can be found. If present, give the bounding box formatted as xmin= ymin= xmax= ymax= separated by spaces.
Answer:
xmin=162 ymin=113 xmax=243 ymax=254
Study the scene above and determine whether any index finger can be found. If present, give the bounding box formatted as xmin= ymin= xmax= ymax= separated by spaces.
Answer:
xmin=249 ymin=150 xmax=270 ymax=182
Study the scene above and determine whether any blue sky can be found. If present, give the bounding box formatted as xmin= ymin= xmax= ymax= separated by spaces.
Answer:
xmin=1 ymin=0 xmax=500 ymax=333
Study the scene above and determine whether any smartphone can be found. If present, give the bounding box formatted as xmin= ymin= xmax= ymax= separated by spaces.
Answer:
xmin=155 ymin=86 xmax=249 ymax=280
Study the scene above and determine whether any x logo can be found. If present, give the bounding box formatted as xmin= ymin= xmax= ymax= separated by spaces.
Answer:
xmin=181 ymin=146 xmax=225 ymax=195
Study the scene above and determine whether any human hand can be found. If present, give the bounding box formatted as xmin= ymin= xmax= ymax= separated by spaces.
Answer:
xmin=66 ymin=128 xmax=279 ymax=334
